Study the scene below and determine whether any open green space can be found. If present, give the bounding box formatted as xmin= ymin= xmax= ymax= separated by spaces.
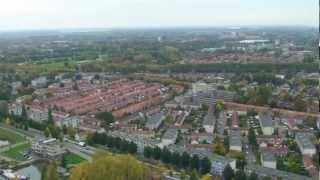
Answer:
xmin=65 ymin=153 xmax=86 ymax=165
xmin=0 ymin=128 xmax=25 ymax=144
xmin=2 ymin=143 xmax=31 ymax=161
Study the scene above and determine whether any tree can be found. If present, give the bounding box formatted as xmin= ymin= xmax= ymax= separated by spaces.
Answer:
xmin=62 ymin=125 xmax=68 ymax=134
xmin=48 ymin=125 xmax=63 ymax=141
xmin=0 ymin=82 xmax=11 ymax=101
xmin=176 ymin=130 xmax=183 ymax=144
xmin=42 ymin=161 xmax=59 ymax=180
xmin=48 ymin=108 xmax=53 ymax=125
xmin=200 ymin=157 xmax=211 ymax=175
xmin=293 ymin=94 xmax=307 ymax=112
xmin=201 ymin=175 xmax=211 ymax=180
xmin=21 ymin=104 xmax=28 ymax=120
xmin=201 ymin=104 xmax=209 ymax=112
xmin=224 ymin=136 xmax=230 ymax=152
xmin=248 ymin=128 xmax=258 ymax=150
xmin=214 ymin=100 xmax=224 ymax=114
xmin=143 ymin=146 xmax=152 ymax=158
xmin=304 ymin=116 xmax=317 ymax=129
xmin=5 ymin=117 xmax=10 ymax=125
xmin=67 ymin=127 xmax=76 ymax=140
xmin=95 ymin=111 xmax=115 ymax=128
xmin=171 ymin=151 xmax=182 ymax=167
xmin=159 ymin=46 xmax=181 ymax=64
xmin=181 ymin=152 xmax=191 ymax=169
xmin=180 ymin=170 xmax=188 ymax=180
xmin=213 ymin=143 xmax=226 ymax=156
xmin=236 ymin=158 xmax=246 ymax=171
xmin=70 ymin=154 xmax=149 ymax=180
xmin=61 ymin=154 xmax=67 ymax=168
xmin=190 ymin=170 xmax=199 ymax=180
xmin=152 ymin=146 xmax=162 ymax=160
xmin=44 ymin=127 xmax=50 ymax=138
xmin=190 ymin=155 xmax=200 ymax=171
xmin=234 ymin=170 xmax=246 ymax=180
xmin=23 ymin=123 xmax=29 ymax=131
xmin=0 ymin=101 xmax=8 ymax=117
xmin=248 ymin=172 xmax=258 ymax=180
xmin=127 ymin=142 xmax=137 ymax=154
xmin=261 ymin=177 xmax=272 ymax=180
xmin=247 ymin=109 xmax=257 ymax=117
xmin=161 ymin=147 xmax=172 ymax=164
xmin=223 ymin=165 xmax=234 ymax=180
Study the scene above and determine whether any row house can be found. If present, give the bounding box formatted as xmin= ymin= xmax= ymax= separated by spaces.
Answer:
xmin=28 ymin=107 xmax=48 ymax=122
xmin=9 ymin=103 xmax=48 ymax=122
xmin=231 ymin=111 xmax=239 ymax=129
xmin=10 ymin=103 xmax=71 ymax=125
xmin=260 ymin=147 xmax=289 ymax=157
xmin=56 ymin=116 xmax=80 ymax=128
xmin=190 ymin=132 xmax=214 ymax=144
xmin=257 ymin=135 xmax=283 ymax=148
xmin=50 ymin=80 xmax=162 ymax=116
xmin=108 ymin=130 xmax=160 ymax=153
xmin=112 ymin=96 xmax=162 ymax=118
xmin=78 ymin=116 xmax=101 ymax=133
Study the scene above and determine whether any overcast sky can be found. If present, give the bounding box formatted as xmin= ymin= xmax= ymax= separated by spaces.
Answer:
xmin=0 ymin=0 xmax=317 ymax=30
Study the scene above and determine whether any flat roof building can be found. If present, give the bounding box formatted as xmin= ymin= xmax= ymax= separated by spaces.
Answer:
xmin=246 ymin=164 xmax=311 ymax=180
xmin=261 ymin=151 xmax=276 ymax=169
xmin=161 ymin=128 xmax=178 ymax=146
xmin=202 ymin=106 xmax=215 ymax=133
xmin=259 ymin=113 xmax=274 ymax=135
xmin=229 ymin=130 xmax=242 ymax=152
xmin=146 ymin=112 xmax=165 ymax=130
xmin=32 ymin=138 xmax=67 ymax=160
xmin=295 ymin=132 xmax=316 ymax=156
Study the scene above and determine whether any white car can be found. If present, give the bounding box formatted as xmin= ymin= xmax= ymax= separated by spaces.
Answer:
xmin=78 ymin=141 xmax=86 ymax=147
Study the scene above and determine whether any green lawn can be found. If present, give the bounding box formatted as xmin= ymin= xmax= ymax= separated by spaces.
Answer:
xmin=2 ymin=143 xmax=31 ymax=161
xmin=0 ymin=128 xmax=25 ymax=144
xmin=64 ymin=153 xmax=86 ymax=165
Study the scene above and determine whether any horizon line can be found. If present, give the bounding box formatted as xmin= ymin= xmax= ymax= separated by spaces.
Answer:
xmin=0 ymin=24 xmax=317 ymax=33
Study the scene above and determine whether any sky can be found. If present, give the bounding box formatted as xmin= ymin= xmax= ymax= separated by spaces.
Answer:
xmin=0 ymin=0 xmax=317 ymax=30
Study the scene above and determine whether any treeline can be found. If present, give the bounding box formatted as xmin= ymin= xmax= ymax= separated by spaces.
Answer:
xmin=144 ymin=146 xmax=211 ymax=175
xmin=80 ymin=62 xmax=318 ymax=74
xmin=0 ymin=39 xmax=182 ymax=64
xmin=87 ymin=133 xmax=137 ymax=154
xmin=0 ymin=62 xmax=317 ymax=79
xmin=87 ymin=133 xmax=211 ymax=175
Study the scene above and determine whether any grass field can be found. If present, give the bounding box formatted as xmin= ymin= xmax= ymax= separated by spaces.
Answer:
xmin=65 ymin=153 xmax=86 ymax=165
xmin=2 ymin=143 xmax=31 ymax=161
xmin=0 ymin=128 xmax=25 ymax=144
